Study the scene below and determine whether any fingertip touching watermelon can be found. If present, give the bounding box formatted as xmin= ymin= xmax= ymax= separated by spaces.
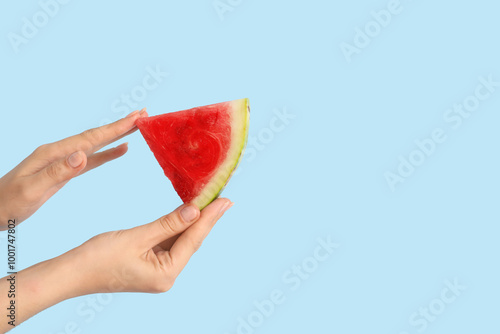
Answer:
xmin=136 ymin=98 xmax=250 ymax=209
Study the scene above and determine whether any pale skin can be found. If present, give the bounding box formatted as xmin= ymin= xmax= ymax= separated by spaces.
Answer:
xmin=0 ymin=110 xmax=232 ymax=332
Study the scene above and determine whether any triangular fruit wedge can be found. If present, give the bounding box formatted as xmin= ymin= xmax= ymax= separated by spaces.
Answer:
xmin=136 ymin=98 xmax=250 ymax=209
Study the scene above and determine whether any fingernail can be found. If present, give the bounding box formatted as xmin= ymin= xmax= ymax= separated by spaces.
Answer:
xmin=68 ymin=151 xmax=84 ymax=168
xmin=180 ymin=205 xmax=199 ymax=223
xmin=218 ymin=201 xmax=233 ymax=215
xmin=126 ymin=110 xmax=139 ymax=118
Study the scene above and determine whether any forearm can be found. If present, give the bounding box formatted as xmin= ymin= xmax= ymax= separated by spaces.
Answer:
xmin=0 ymin=252 xmax=86 ymax=332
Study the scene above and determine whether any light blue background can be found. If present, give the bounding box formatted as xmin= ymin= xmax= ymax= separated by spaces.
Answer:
xmin=1 ymin=0 xmax=499 ymax=333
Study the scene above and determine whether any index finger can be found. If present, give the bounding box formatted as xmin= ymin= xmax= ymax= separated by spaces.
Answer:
xmin=163 ymin=199 xmax=232 ymax=277
xmin=49 ymin=109 xmax=147 ymax=158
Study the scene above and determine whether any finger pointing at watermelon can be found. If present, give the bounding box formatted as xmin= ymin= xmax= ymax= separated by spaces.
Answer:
xmin=136 ymin=98 xmax=250 ymax=209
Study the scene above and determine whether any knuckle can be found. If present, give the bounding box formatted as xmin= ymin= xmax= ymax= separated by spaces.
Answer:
xmin=158 ymin=215 xmax=178 ymax=235
xmin=33 ymin=144 xmax=51 ymax=156
xmin=111 ymin=229 xmax=127 ymax=239
xmin=85 ymin=231 xmax=117 ymax=247
xmin=106 ymin=122 xmax=123 ymax=137
xmin=82 ymin=128 xmax=104 ymax=145
xmin=45 ymin=163 xmax=62 ymax=181
xmin=191 ymin=238 xmax=204 ymax=252
xmin=153 ymin=278 xmax=175 ymax=293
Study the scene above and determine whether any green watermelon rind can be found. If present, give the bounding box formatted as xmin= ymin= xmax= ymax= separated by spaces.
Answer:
xmin=191 ymin=98 xmax=250 ymax=209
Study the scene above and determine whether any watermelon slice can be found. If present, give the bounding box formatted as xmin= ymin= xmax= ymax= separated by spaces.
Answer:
xmin=136 ymin=99 xmax=250 ymax=209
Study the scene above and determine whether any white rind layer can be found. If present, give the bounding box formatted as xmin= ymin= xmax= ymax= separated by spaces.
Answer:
xmin=191 ymin=98 xmax=250 ymax=209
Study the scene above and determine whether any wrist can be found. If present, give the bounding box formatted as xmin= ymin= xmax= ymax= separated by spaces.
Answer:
xmin=21 ymin=253 xmax=82 ymax=304
xmin=14 ymin=254 xmax=80 ymax=324
xmin=3 ymin=244 xmax=102 ymax=327
xmin=21 ymin=247 xmax=100 ymax=302
xmin=48 ymin=247 xmax=103 ymax=298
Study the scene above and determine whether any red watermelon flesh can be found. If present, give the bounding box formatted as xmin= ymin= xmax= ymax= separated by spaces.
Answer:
xmin=136 ymin=99 xmax=250 ymax=209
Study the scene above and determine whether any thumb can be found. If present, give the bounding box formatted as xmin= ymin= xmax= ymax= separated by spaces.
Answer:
xmin=34 ymin=151 xmax=88 ymax=190
xmin=136 ymin=204 xmax=201 ymax=248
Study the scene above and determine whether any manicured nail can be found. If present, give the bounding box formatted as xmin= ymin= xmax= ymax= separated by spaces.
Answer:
xmin=126 ymin=110 xmax=139 ymax=118
xmin=218 ymin=201 xmax=233 ymax=215
xmin=68 ymin=151 xmax=84 ymax=168
xmin=180 ymin=205 xmax=199 ymax=223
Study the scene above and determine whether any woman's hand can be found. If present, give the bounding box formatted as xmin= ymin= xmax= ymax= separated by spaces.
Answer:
xmin=1 ymin=199 xmax=232 ymax=331
xmin=68 ymin=198 xmax=233 ymax=295
xmin=0 ymin=109 xmax=147 ymax=230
